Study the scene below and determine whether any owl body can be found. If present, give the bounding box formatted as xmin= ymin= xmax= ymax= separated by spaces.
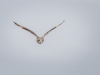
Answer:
xmin=36 ymin=37 xmax=44 ymax=44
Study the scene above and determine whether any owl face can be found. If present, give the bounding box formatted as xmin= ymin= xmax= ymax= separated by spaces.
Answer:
xmin=36 ymin=37 xmax=44 ymax=44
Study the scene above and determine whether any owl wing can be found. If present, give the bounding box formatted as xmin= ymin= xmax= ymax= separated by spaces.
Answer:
xmin=43 ymin=20 xmax=65 ymax=37
xmin=14 ymin=22 xmax=38 ymax=37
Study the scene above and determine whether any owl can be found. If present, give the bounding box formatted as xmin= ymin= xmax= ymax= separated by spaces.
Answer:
xmin=14 ymin=20 xmax=65 ymax=44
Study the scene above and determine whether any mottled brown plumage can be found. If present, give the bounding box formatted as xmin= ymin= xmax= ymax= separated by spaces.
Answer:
xmin=14 ymin=20 xmax=65 ymax=44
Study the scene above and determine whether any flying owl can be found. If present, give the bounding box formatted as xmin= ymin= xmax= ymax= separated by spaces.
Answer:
xmin=14 ymin=20 xmax=65 ymax=44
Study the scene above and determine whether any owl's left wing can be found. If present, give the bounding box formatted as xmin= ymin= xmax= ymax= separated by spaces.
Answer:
xmin=14 ymin=22 xmax=38 ymax=37
xmin=43 ymin=20 xmax=65 ymax=37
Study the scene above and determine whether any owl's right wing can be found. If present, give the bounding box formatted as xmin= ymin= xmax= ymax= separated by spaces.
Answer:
xmin=14 ymin=22 xmax=38 ymax=37
xmin=43 ymin=20 xmax=65 ymax=37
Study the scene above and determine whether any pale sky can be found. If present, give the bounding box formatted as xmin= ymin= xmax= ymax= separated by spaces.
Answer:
xmin=0 ymin=0 xmax=100 ymax=75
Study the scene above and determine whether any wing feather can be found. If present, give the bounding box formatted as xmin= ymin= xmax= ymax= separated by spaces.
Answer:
xmin=14 ymin=22 xmax=38 ymax=37
xmin=43 ymin=20 xmax=65 ymax=37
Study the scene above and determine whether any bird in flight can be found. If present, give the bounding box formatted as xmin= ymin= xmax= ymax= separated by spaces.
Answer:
xmin=14 ymin=20 xmax=65 ymax=44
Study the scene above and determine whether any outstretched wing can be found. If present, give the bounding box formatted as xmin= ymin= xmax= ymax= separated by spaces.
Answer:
xmin=14 ymin=22 xmax=38 ymax=37
xmin=43 ymin=20 xmax=65 ymax=37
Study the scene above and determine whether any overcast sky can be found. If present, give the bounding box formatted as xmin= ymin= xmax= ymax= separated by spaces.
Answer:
xmin=0 ymin=0 xmax=100 ymax=75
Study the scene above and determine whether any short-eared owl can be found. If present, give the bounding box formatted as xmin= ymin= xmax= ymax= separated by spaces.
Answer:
xmin=14 ymin=20 xmax=65 ymax=44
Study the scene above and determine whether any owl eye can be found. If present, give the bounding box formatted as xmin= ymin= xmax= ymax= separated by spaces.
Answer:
xmin=37 ymin=40 xmax=40 ymax=41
